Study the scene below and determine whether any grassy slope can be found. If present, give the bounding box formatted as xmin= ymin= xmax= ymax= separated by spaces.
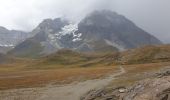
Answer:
xmin=0 ymin=45 xmax=170 ymax=90
xmin=2 ymin=45 xmax=170 ymax=70
xmin=0 ymin=65 xmax=119 ymax=90
xmin=26 ymin=49 xmax=120 ymax=69
xmin=121 ymin=45 xmax=170 ymax=64
xmin=28 ymin=45 xmax=170 ymax=69
xmin=0 ymin=49 xmax=121 ymax=90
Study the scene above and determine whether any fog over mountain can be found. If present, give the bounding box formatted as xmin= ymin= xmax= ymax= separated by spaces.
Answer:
xmin=0 ymin=0 xmax=170 ymax=43
xmin=8 ymin=10 xmax=162 ymax=57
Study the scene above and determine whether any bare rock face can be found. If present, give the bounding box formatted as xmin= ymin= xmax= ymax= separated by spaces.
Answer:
xmin=123 ymin=76 xmax=170 ymax=100
xmin=78 ymin=10 xmax=162 ymax=50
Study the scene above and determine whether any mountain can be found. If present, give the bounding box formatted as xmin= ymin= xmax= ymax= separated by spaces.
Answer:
xmin=77 ymin=10 xmax=162 ymax=50
xmin=8 ymin=18 xmax=69 ymax=57
xmin=9 ymin=10 xmax=162 ymax=57
xmin=0 ymin=26 xmax=30 ymax=53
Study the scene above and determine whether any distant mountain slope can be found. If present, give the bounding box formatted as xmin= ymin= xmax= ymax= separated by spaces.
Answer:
xmin=0 ymin=26 xmax=30 ymax=53
xmin=26 ymin=45 xmax=170 ymax=69
xmin=9 ymin=10 xmax=162 ymax=57
xmin=0 ymin=53 xmax=15 ymax=64
xmin=26 ymin=49 xmax=119 ymax=69
xmin=120 ymin=45 xmax=170 ymax=64
xmin=8 ymin=18 xmax=69 ymax=57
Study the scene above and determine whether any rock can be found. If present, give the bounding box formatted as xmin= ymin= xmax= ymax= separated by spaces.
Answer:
xmin=157 ymin=70 xmax=170 ymax=78
xmin=82 ymin=69 xmax=170 ymax=100
xmin=157 ymin=88 xmax=170 ymax=100
xmin=161 ymin=94 xmax=169 ymax=100
xmin=81 ymin=89 xmax=106 ymax=100
xmin=118 ymin=88 xmax=127 ymax=93
xmin=103 ymin=94 xmax=119 ymax=100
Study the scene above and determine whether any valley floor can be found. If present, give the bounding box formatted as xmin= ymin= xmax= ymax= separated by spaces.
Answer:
xmin=0 ymin=62 xmax=170 ymax=100
xmin=0 ymin=67 xmax=124 ymax=100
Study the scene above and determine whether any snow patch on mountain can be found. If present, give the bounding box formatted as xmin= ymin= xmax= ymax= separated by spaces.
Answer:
xmin=60 ymin=24 xmax=78 ymax=35
xmin=47 ymin=23 xmax=82 ymax=45
xmin=72 ymin=37 xmax=82 ymax=42
xmin=72 ymin=33 xmax=82 ymax=42
xmin=0 ymin=44 xmax=14 ymax=47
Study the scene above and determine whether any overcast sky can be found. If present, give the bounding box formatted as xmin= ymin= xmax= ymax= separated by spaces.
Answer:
xmin=0 ymin=0 xmax=170 ymax=43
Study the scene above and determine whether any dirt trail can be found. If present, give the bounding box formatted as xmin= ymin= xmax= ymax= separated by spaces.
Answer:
xmin=0 ymin=66 xmax=125 ymax=100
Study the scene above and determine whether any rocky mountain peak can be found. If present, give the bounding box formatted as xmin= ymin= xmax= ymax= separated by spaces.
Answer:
xmin=9 ymin=10 xmax=162 ymax=57
xmin=37 ymin=18 xmax=68 ymax=32
xmin=79 ymin=10 xmax=162 ymax=49
xmin=79 ymin=10 xmax=133 ymax=30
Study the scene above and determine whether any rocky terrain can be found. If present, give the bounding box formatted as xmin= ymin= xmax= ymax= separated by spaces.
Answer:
xmin=81 ymin=68 xmax=170 ymax=100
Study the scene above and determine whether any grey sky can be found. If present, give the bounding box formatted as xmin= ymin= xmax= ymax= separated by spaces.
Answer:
xmin=0 ymin=0 xmax=169 ymax=43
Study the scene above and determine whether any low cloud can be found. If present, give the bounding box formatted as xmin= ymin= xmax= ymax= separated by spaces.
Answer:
xmin=0 ymin=0 xmax=169 ymax=43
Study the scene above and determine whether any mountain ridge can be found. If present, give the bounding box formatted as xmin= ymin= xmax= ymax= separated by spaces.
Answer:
xmin=8 ymin=10 xmax=162 ymax=57
xmin=0 ymin=26 xmax=31 ymax=54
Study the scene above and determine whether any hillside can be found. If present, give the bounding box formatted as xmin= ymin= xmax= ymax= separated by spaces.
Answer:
xmin=0 ymin=53 xmax=9 ymax=64
xmin=120 ymin=45 xmax=170 ymax=64
xmin=0 ymin=53 xmax=30 ymax=65
xmin=3 ymin=44 xmax=170 ymax=70
xmin=26 ymin=45 xmax=170 ymax=69
xmin=27 ymin=49 xmax=119 ymax=69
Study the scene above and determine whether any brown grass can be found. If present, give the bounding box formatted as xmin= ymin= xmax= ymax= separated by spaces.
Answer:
xmin=0 ymin=45 xmax=170 ymax=90
xmin=0 ymin=65 xmax=119 ymax=90
xmin=109 ymin=62 xmax=170 ymax=87
xmin=0 ymin=61 xmax=170 ymax=90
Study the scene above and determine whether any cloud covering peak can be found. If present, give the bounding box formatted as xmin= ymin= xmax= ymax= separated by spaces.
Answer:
xmin=0 ymin=0 xmax=170 ymax=43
